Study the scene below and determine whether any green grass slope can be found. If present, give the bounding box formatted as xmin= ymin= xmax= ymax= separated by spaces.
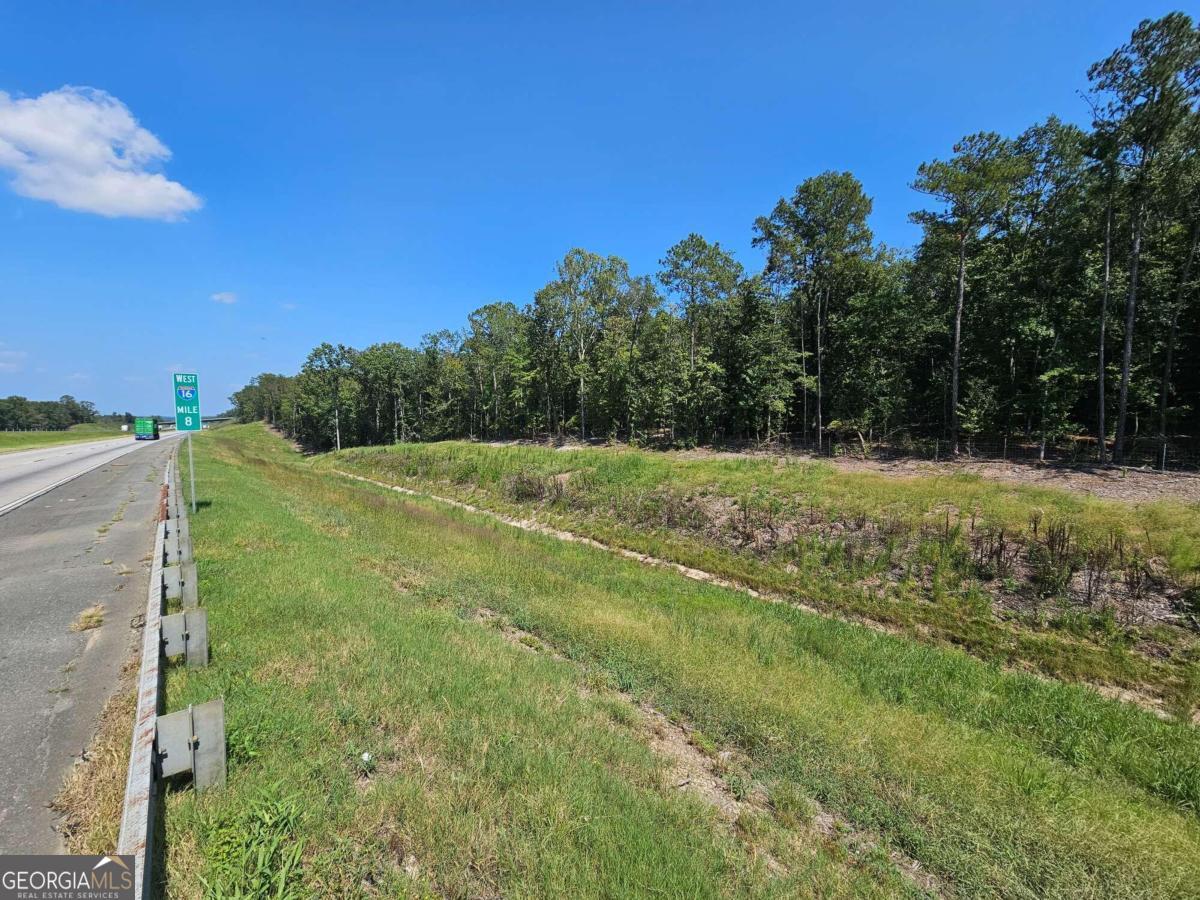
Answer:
xmin=164 ymin=425 xmax=1200 ymax=897
xmin=326 ymin=441 xmax=1200 ymax=712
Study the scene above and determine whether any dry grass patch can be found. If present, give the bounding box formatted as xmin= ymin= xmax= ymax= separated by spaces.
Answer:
xmin=257 ymin=655 xmax=318 ymax=690
xmin=70 ymin=604 xmax=105 ymax=632
xmin=53 ymin=651 xmax=137 ymax=853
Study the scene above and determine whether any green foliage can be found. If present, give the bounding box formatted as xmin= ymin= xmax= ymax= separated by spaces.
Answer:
xmin=0 ymin=394 xmax=98 ymax=431
xmin=198 ymin=786 xmax=305 ymax=899
xmin=232 ymin=15 xmax=1200 ymax=464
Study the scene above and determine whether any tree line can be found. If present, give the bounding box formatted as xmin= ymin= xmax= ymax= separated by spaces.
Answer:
xmin=233 ymin=14 xmax=1200 ymax=464
xmin=0 ymin=395 xmax=99 ymax=431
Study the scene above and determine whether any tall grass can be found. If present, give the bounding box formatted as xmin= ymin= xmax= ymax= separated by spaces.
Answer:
xmin=333 ymin=441 xmax=1200 ymax=577
xmin=325 ymin=441 xmax=1200 ymax=707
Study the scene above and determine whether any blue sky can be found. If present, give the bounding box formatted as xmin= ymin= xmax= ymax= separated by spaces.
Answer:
xmin=0 ymin=1 xmax=1179 ymax=414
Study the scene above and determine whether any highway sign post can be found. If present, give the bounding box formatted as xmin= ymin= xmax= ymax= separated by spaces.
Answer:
xmin=173 ymin=373 xmax=201 ymax=514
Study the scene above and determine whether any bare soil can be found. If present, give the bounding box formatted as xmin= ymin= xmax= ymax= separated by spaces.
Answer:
xmin=676 ymin=447 xmax=1200 ymax=505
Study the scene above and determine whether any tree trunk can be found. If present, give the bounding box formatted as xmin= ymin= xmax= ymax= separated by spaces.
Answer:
xmin=1097 ymin=197 xmax=1112 ymax=463
xmin=816 ymin=287 xmax=825 ymax=453
xmin=1114 ymin=205 xmax=1145 ymax=464
xmin=625 ymin=314 xmax=643 ymax=441
xmin=578 ymin=358 xmax=587 ymax=440
xmin=333 ymin=396 xmax=341 ymax=451
xmin=798 ymin=295 xmax=808 ymax=445
xmin=493 ymin=368 xmax=500 ymax=438
xmin=950 ymin=234 xmax=967 ymax=454
xmin=689 ymin=321 xmax=696 ymax=370
xmin=1159 ymin=223 xmax=1198 ymax=445
xmin=1039 ymin=333 xmax=1059 ymax=464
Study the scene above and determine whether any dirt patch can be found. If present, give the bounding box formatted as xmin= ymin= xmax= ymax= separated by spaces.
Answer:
xmin=267 ymin=425 xmax=306 ymax=455
xmin=640 ymin=703 xmax=749 ymax=822
xmin=353 ymin=754 xmax=406 ymax=794
xmin=1089 ymin=680 xmax=1200 ymax=726
xmin=675 ymin=445 xmax=1200 ymax=505
xmin=840 ymin=455 xmax=1200 ymax=504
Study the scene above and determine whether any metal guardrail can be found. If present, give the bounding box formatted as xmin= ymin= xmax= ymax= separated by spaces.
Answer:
xmin=116 ymin=449 xmax=225 ymax=898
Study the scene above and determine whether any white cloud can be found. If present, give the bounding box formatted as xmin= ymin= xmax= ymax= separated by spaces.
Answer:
xmin=0 ymin=86 xmax=201 ymax=220
xmin=0 ymin=349 xmax=27 ymax=372
xmin=280 ymin=302 xmax=298 ymax=311
xmin=211 ymin=291 xmax=237 ymax=304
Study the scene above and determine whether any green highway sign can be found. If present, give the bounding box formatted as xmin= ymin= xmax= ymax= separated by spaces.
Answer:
xmin=173 ymin=373 xmax=202 ymax=431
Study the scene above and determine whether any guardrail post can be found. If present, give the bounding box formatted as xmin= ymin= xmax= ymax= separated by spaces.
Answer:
xmin=162 ymin=608 xmax=209 ymax=668
xmin=155 ymin=699 xmax=226 ymax=789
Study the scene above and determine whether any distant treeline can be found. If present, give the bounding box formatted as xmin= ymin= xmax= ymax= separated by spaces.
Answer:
xmin=0 ymin=395 xmax=143 ymax=432
xmin=0 ymin=395 xmax=100 ymax=431
xmin=233 ymin=14 xmax=1200 ymax=463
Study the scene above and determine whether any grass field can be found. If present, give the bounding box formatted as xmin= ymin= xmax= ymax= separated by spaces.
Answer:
xmin=0 ymin=424 xmax=127 ymax=453
xmin=159 ymin=424 xmax=1200 ymax=897
xmin=326 ymin=441 xmax=1200 ymax=714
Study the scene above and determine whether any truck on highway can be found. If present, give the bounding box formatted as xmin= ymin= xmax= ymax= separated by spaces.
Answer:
xmin=134 ymin=417 xmax=160 ymax=440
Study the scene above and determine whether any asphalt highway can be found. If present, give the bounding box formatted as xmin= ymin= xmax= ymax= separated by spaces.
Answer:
xmin=0 ymin=435 xmax=180 ymax=851
xmin=0 ymin=436 xmax=162 ymax=517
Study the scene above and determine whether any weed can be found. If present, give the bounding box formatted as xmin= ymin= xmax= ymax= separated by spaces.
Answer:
xmin=70 ymin=605 xmax=104 ymax=632
xmin=198 ymin=786 xmax=306 ymax=899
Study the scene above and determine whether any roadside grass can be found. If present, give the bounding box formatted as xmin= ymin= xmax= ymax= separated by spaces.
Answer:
xmin=165 ymin=426 xmax=889 ymax=898
xmin=0 ymin=426 xmax=127 ymax=453
xmin=68 ymin=423 xmax=128 ymax=433
xmin=169 ymin=425 xmax=1200 ymax=897
xmin=324 ymin=442 xmax=1200 ymax=708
